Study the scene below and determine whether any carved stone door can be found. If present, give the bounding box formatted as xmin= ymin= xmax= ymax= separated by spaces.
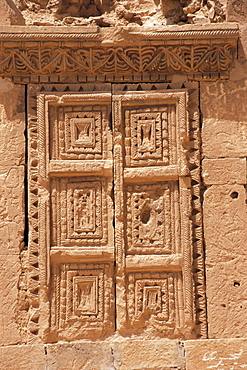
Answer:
xmin=27 ymin=82 xmax=204 ymax=342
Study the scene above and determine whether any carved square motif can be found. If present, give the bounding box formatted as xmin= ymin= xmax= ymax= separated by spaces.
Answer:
xmin=125 ymin=107 xmax=170 ymax=167
xmin=143 ymin=286 xmax=162 ymax=314
xmin=127 ymin=272 xmax=176 ymax=332
xmin=126 ymin=183 xmax=172 ymax=254
xmin=135 ymin=279 xmax=168 ymax=319
xmin=52 ymin=263 xmax=114 ymax=340
xmin=73 ymin=187 xmax=97 ymax=234
xmin=65 ymin=112 xmax=101 ymax=154
xmin=52 ymin=177 xmax=108 ymax=247
xmin=48 ymin=99 xmax=111 ymax=161
xmin=73 ymin=276 xmax=98 ymax=316
xmin=70 ymin=117 xmax=95 ymax=148
xmin=133 ymin=113 xmax=161 ymax=158
xmin=67 ymin=269 xmax=103 ymax=322
xmin=68 ymin=180 xmax=103 ymax=240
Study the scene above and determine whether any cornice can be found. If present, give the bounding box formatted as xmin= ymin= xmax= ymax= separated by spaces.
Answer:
xmin=0 ymin=24 xmax=239 ymax=80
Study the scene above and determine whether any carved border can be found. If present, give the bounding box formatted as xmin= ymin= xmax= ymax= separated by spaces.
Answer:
xmin=0 ymin=26 xmax=238 ymax=79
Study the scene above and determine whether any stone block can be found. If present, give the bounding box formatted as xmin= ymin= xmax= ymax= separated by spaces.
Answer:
xmin=46 ymin=342 xmax=113 ymax=370
xmin=204 ymin=185 xmax=247 ymax=338
xmin=227 ymin=0 xmax=247 ymax=23
xmin=0 ymin=79 xmax=25 ymax=168
xmin=204 ymin=185 xmax=247 ymax=265
xmin=0 ymin=165 xmax=25 ymax=255
xmin=113 ymin=339 xmax=184 ymax=370
xmin=0 ymin=0 xmax=25 ymax=25
xmin=202 ymin=158 xmax=247 ymax=185
xmin=185 ymin=338 xmax=247 ymax=370
xmin=207 ymin=257 xmax=247 ymax=338
xmin=0 ymin=254 xmax=21 ymax=345
xmin=0 ymin=345 xmax=46 ymax=370
xmin=201 ymin=79 xmax=247 ymax=158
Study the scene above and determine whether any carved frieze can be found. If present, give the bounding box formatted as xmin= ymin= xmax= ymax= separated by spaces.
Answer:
xmin=0 ymin=25 xmax=238 ymax=80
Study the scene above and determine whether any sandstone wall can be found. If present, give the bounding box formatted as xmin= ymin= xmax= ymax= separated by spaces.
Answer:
xmin=0 ymin=79 xmax=25 ymax=345
xmin=201 ymin=21 xmax=247 ymax=339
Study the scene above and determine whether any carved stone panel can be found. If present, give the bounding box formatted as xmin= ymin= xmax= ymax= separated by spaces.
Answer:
xmin=126 ymin=183 xmax=173 ymax=254
xmin=112 ymin=85 xmax=204 ymax=338
xmin=127 ymin=271 xmax=179 ymax=335
xmin=51 ymin=177 xmax=110 ymax=247
xmin=26 ymin=83 xmax=205 ymax=342
xmin=125 ymin=107 xmax=170 ymax=167
xmin=50 ymin=104 xmax=109 ymax=160
xmin=51 ymin=263 xmax=114 ymax=340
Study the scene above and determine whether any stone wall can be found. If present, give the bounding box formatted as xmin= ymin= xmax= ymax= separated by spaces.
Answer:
xmin=0 ymin=79 xmax=25 ymax=346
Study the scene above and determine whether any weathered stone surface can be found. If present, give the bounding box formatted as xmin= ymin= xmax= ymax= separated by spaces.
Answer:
xmin=46 ymin=342 xmax=114 ymax=370
xmin=0 ymin=79 xmax=25 ymax=346
xmin=0 ymin=0 xmax=25 ymax=25
xmin=0 ymin=345 xmax=46 ymax=370
xmin=202 ymin=158 xmax=247 ymax=185
xmin=227 ymin=0 xmax=247 ymax=23
xmin=14 ymin=0 xmax=226 ymax=26
xmin=0 ymin=255 xmax=21 ymax=345
xmin=185 ymin=338 xmax=247 ymax=369
xmin=204 ymin=185 xmax=247 ymax=338
xmin=0 ymin=340 xmax=184 ymax=369
xmin=113 ymin=339 xmax=185 ymax=370
xmin=0 ymin=6 xmax=246 ymax=369
xmin=201 ymin=79 xmax=247 ymax=158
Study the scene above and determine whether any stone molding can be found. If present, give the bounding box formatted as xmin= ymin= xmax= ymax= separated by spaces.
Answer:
xmin=0 ymin=24 xmax=238 ymax=80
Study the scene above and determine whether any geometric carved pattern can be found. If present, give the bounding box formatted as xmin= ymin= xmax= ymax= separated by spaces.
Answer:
xmin=25 ymin=82 xmax=206 ymax=342
xmin=66 ymin=112 xmax=101 ymax=153
xmin=126 ymin=183 xmax=172 ymax=254
xmin=51 ymin=177 xmax=108 ymax=247
xmin=125 ymin=108 xmax=170 ymax=167
xmin=127 ymin=272 xmax=176 ymax=334
xmin=113 ymin=87 xmax=200 ymax=338
xmin=52 ymin=263 xmax=114 ymax=340
xmin=50 ymin=105 xmax=108 ymax=160
xmin=0 ymin=29 xmax=238 ymax=79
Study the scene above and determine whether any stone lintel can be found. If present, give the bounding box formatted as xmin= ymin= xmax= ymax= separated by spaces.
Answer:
xmin=0 ymin=24 xmax=238 ymax=80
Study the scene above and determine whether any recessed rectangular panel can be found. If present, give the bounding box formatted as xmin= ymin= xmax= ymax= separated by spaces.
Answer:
xmin=125 ymin=106 xmax=170 ymax=167
xmin=125 ymin=183 xmax=172 ymax=254
xmin=52 ymin=262 xmax=114 ymax=340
